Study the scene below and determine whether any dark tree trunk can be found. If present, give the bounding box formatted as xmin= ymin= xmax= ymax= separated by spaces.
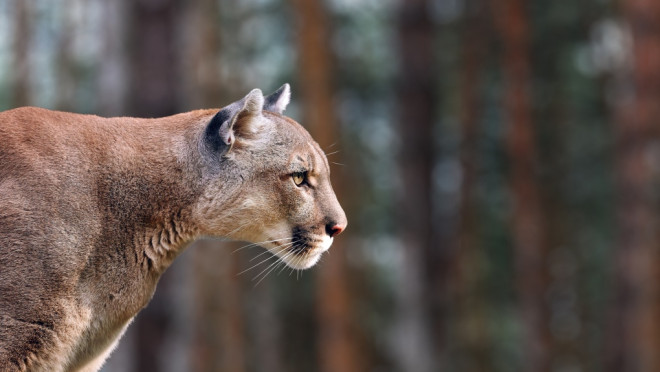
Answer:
xmin=492 ymin=0 xmax=550 ymax=370
xmin=609 ymin=1 xmax=660 ymax=371
xmin=127 ymin=0 xmax=182 ymax=118
xmin=12 ymin=0 xmax=32 ymax=107
xmin=395 ymin=0 xmax=437 ymax=371
xmin=181 ymin=0 xmax=223 ymax=109
xmin=251 ymin=278 xmax=283 ymax=372
xmin=192 ymin=241 xmax=246 ymax=372
xmin=55 ymin=0 xmax=76 ymax=111
xmin=454 ymin=0 xmax=490 ymax=370
xmin=96 ymin=0 xmax=128 ymax=116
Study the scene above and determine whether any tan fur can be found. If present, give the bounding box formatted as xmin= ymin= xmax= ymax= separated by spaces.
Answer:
xmin=0 ymin=86 xmax=346 ymax=371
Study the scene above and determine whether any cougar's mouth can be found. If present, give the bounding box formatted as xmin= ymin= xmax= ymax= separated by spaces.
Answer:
xmin=258 ymin=224 xmax=333 ymax=270
xmin=272 ymin=226 xmax=332 ymax=269
xmin=291 ymin=226 xmax=314 ymax=254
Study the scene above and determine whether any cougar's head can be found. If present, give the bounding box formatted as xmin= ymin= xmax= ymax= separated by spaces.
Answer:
xmin=196 ymin=84 xmax=347 ymax=269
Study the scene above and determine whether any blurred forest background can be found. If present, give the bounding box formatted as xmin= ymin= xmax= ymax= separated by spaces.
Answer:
xmin=1 ymin=0 xmax=660 ymax=371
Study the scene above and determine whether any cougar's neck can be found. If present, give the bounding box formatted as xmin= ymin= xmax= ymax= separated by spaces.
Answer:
xmin=95 ymin=113 xmax=210 ymax=275
xmin=135 ymin=209 xmax=198 ymax=274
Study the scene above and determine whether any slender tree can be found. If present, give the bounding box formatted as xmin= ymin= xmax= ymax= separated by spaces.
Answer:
xmin=11 ymin=0 xmax=31 ymax=107
xmin=55 ymin=0 xmax=76 ymax=111
xmin=395 ymin=0 xmax=437 ymax=371
xmin=492 ymin=0 xmax=549 ymax=370
xmin=192 ymin=241 xmax=246 ymax=372
xmin=250 ymin=274 xmax=283 ymax=372
xmin=182 ymin=0 xmax=222 ymax=109
xmin=454 ymin=0 xmax=490 ymax=370
xmin=127 ymin=0 xmax=182 ymax=118
xmin=289 ymin=0 xmax=359 ymax=371
xmin=609 ymin=1 xmax=660 ymax=371
xmin=532 ymin=3 xmax=582 ymax=368
xmin=96 ymin=0 xmax=127 ymax=116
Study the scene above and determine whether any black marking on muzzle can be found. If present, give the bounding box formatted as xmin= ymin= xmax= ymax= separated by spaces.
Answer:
xmin=291 ymin=226 xmax=312 ymax=255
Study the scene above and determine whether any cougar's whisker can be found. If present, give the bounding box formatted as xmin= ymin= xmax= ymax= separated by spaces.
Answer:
xmin=248 ymin=240 xmax=295 ymax=262
xmin=252 ymin=249 xmax=295 ymax=284
xmin=238 ymin=243 xmax=293 ymax=276
xmin=233 ymin=237 xmax=293 ymax=254
xmin=254 ymin=259 xmax=286 ymax=287
xmin=238 ymin=254 xmax=280 ymax=276
xmin=258 ymin=247 xmax=300 ymax=284
xmin=278 ymin=240 xmax=303 ymax=276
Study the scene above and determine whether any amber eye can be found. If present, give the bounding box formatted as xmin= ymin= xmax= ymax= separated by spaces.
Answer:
xmin=292 ymin=172 xmax=306 ymax=186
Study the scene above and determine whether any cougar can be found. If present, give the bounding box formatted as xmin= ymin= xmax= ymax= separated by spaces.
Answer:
xmin=0 ymin=84 xmax=347 ymax=372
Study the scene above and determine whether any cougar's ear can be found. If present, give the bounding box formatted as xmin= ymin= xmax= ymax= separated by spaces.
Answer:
xmin=206 ymin=89 xmax=264 ymax=154
xmin=263 ymin=83 xmax=290 ymax=114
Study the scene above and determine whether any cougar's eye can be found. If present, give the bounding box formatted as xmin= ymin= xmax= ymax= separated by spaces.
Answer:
xmin=292 ymin=172 xmax=306 ymax=187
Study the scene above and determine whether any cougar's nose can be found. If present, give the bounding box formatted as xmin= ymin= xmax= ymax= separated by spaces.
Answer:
xmin=325 ymin=219 xmax=347 ymax=238
xmin=325 ymin=223 xmax=344 ymax=238
xmin=324 ymin=195 xmax=347 ymax=238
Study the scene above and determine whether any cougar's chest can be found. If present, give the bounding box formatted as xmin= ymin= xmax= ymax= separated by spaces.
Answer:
xmin=67 ymin=313 xmax=134 ymax=372
xmin=67 ymin=278 xmax=155 ymax=371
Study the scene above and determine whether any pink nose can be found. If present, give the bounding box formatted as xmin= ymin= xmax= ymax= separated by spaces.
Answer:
xmin=327 ymin=223 xmax=345 ymax=238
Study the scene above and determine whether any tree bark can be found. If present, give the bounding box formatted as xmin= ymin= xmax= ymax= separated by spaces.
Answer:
xmin=96 ymin=0 xmax=127 ymax=116
xmin=454 ymin=0 xmax=490 ymax=370
xmin=251 ymin=277 xmax=283 ymax=372
xmin=12 ymin=0 xmax=32 ymax=107
xmin=609 ymin=1 xmax=660 ymax=371
xmin=181 ymin=0 xmax=223 ymax=109
xmin=289 ymin=1 xmax=359 ymax=372
xmin=192 ymin=241 xmax=246 ymax=372
xmin=395 ymin=0 xmax=437 ymax=371
xmin=55 ymin=0 xmax=76 ymax=112
xmin=492 ymin=0 xmax=550 ymax=371
xmin=127 ymin=0 xmax=182 ymax=118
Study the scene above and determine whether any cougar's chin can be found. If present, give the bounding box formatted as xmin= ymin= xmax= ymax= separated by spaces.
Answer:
xmin=281 ymin=235 xmax=333 ymax=270
xmin=261 ymin=226 xmax=334 ymax=270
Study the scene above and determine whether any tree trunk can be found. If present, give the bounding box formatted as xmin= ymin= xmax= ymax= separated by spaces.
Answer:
xmin=180 ymin=0 xmax=223 ymax=109
xmin=192 ymin=241 xmax=246 ymax=372
xmin=609 ymin=1 xmax=660 ymax=371
xmin=395 ymin=0 xmax=437 ymax=371
xmin=127 ymin=0 xmax=182 ymax=118
xmin=289 ymin=1 xmax=359 ymax=371
xmin=492 ymin=0 xmax=549 ymax=371
xmin=12 ymin=0 xmax=32 ymax=107
xmin=251 ymin=277 xmax=283 ymax=372
xmin=96 ymin=0 xmax=127 ymax=116
xmin=55 ymin=0 xmax=76 ymax=111
xmin=454 ymin=0 xmax=489 ymax=370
